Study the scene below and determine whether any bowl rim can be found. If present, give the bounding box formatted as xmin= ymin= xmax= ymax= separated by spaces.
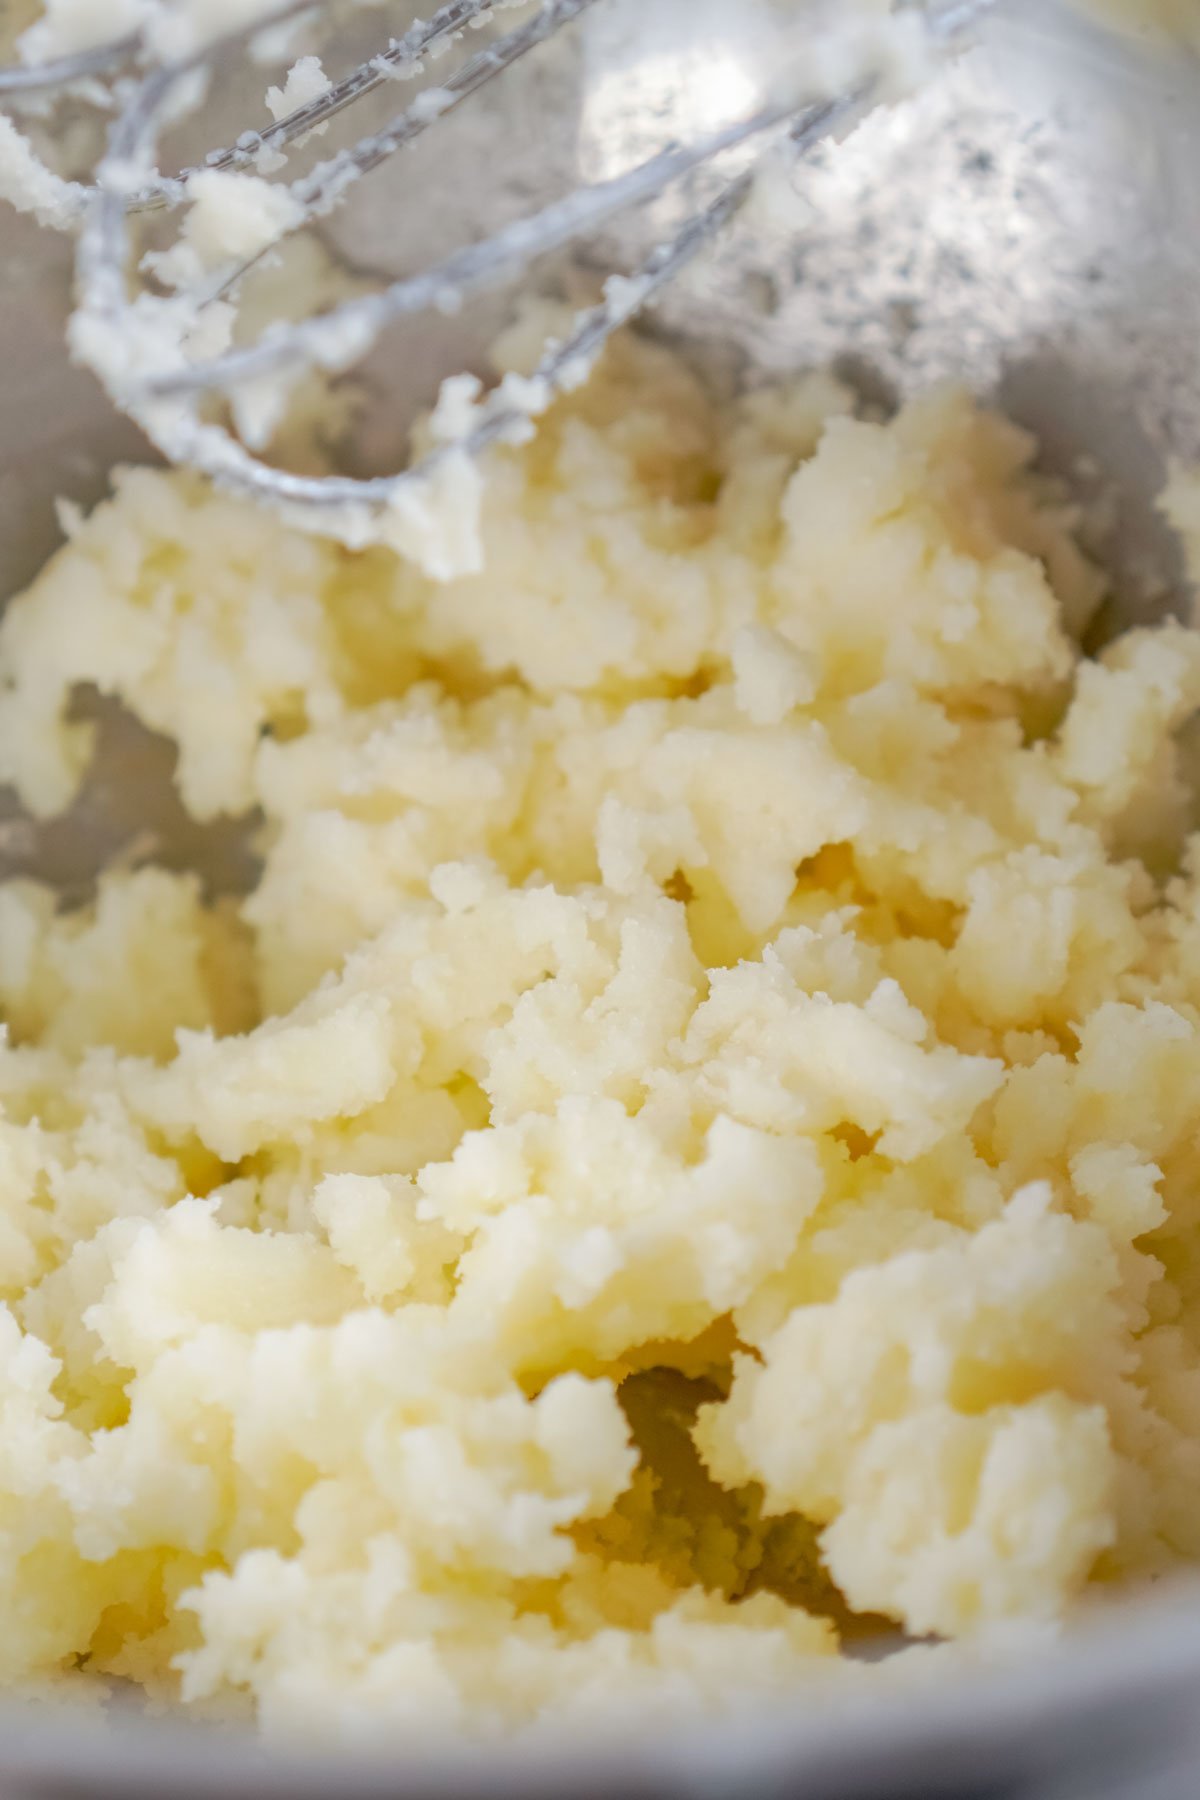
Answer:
xmin=1 ymin=1580 xmax=1198 ymax=1797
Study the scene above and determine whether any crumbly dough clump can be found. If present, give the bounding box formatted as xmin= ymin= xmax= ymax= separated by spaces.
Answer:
xmin=2 ymin=324 xmax=1200 ymax=1737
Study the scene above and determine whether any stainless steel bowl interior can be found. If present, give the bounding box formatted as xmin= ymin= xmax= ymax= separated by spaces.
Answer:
xmin=2 ymin=2 xmax=1200 ymax=1793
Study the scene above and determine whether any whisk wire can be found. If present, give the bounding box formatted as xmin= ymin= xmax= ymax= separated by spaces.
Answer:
xmin=0 ymin=33 xmax=136 ymax=95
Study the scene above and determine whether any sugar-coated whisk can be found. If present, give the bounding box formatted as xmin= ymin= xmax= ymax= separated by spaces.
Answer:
xmin=0 ymin=0 xmax=997 ymax=562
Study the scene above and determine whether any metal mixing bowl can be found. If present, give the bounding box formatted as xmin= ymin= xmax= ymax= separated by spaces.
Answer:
xmin=3 ymin=3 xmax=1200 ymax=1793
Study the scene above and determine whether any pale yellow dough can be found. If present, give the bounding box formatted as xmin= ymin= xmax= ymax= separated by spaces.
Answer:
xmin=3 ymin=321 xmax=1200 ymax=1737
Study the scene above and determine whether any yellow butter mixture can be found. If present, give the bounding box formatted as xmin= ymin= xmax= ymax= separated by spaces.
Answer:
xmin=2 ymin=323 xmax=1200 ymax=1734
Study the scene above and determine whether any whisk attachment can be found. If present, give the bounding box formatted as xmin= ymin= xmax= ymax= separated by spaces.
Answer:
xmin=6 ymin=0 xmax=1000 ymax=571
